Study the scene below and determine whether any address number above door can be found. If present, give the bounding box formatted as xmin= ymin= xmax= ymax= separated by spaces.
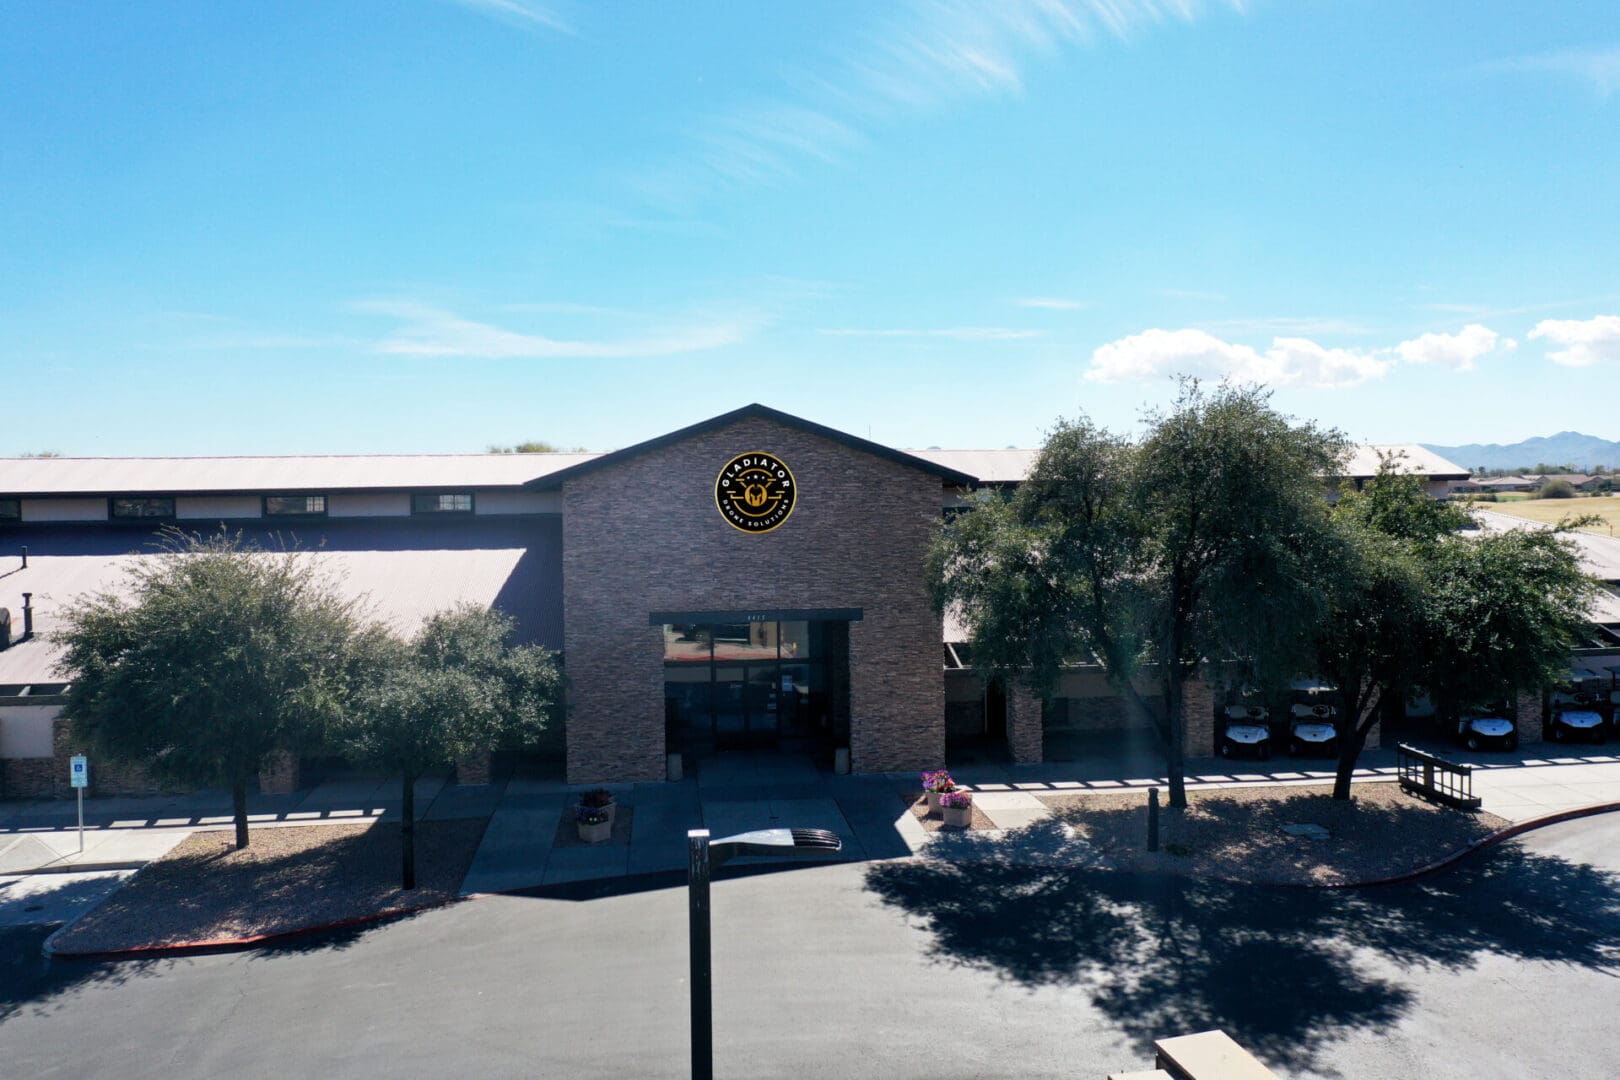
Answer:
xmin=715 ymin=452 xmax=797 ymax=533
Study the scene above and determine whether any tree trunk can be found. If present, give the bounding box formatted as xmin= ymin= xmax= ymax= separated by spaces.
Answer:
xmin=1331 ymin=732 xmax=1363 ymax=801
xmin=1165 ymin=676 xmax=1187 ymax=809
xmin=232 ymin=781 xmax=250 ymax=850
xmin=401 ymin=771 xmax=417 ymax=890
xmin=1331 ymin=688 xmax=1381 ymax=801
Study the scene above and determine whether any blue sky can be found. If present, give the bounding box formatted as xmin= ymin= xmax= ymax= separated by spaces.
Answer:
xmin=3 ymin=1 xmax=1617 ymax=456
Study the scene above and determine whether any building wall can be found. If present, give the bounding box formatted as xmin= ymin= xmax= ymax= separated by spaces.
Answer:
xmin=562 ymin=416 xmax=946 ymax=782
xmin=0 ymin=703 xmax=58 ymax=758
xmin=20 ymin=498 xmax=106 ymax=523
xmin=176 ymin=495 xmax=262 ymax=520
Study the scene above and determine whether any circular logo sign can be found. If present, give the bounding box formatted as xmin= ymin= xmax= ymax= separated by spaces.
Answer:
xmin=715 ymin=452 xmax=797 ymax=533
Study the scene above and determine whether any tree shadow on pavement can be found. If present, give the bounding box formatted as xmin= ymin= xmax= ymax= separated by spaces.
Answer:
xmin=864 ymin=829 xmax=1620 ymax=1075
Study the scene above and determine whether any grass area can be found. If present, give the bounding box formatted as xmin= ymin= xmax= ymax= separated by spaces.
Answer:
xmin=1466 ymin=494 xmax=1620 ymax=536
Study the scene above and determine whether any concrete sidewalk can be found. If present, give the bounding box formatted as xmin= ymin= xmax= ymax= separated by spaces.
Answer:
xmin=4 ymin=745 xmax=1619 ymax=906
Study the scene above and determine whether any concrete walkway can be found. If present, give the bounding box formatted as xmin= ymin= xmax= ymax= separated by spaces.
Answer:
xmin=2 ymin=744 xmax=1618 ymax=910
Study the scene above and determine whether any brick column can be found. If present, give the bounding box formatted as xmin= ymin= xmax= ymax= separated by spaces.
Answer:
xmin=1516 ymin=691 xmax=1544 ymax=743
xmin=257 ymin=750 xmax=300 ymax=795
xmin=1004 ymin=685 xmax=1044 ymax=765
xmin=1182 ymin=678 xmax=1216 ymax=757
xmin=456 ymin=749 xmax=492 ymax=785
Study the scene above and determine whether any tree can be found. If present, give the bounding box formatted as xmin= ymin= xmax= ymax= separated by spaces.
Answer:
xmin=486 ymin=440 xmax=585 ymax=453
xmin=342 ymin=606 xmax=563 ymax=888
xmin=57 ymin=530 xmax=363 ymax=848
xmin=1314 ymin=459 xmax=1470 ymax=799
xmin=1539 ymin=479 xmax=1576 ymax=499
xmin=929 ymin=381 xmax=1347 ymax=808
xmin=1312 ymin=459 xmax=1597 ymax=799
xmin=19 ymin=450 xmax=63 ymax=458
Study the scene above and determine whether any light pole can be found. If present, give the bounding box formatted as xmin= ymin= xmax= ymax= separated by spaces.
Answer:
xmin=687 ymin=826 xmax=842 ymax=1080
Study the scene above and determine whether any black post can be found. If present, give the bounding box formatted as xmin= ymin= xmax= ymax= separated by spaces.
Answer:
xmin=401 ymin=772 xmax=417 ymax=890
xmin=688 ymin=828 xmax=713 ymax=1080
xmin=19 ymin=547 xmax=26 ymax=569
xmin=20 ymin=593 xmax=32 ymax=640
xmin=1148 ymin=786 xmax=1160 ymax=852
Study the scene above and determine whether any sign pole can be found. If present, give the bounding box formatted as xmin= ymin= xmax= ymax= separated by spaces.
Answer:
xmin=70 ymin=754 xmax=89 ymax=852
xmin=688 ymin=828 xmax=712 ymax=1080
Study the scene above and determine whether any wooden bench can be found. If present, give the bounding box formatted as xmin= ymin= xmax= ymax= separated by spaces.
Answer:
xmin=1153 ymin=1030 xmax=1277 ymax=1080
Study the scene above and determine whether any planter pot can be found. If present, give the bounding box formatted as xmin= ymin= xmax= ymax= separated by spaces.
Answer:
xmin=941 ymin=804 xmax=973 ymax=827
xmin=926 ymin=789 xmax=957 ymax=813
xmin=577 ymin=818 xmax=612 ymax=844
xmin=581 ymin=802 xmax=616 ymax=826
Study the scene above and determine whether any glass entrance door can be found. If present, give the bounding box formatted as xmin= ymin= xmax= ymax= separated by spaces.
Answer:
xmin=664 ymin=620 xmax=834 ymax=753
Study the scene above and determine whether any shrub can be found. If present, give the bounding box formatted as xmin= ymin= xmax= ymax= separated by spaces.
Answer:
xmin=580 ymin=787 xmax=615 ymax=808
xmin=1539 ymin=479 xmax=1575 ymax=499
xmin=938 ymin=790 xmax=973 ymax=810
xmin=921 ymin=769 xmax=956 ymax=793
xmin=576 ymin=805 xmax=611 ymax=826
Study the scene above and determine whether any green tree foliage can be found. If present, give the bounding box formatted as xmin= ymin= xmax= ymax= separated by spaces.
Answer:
xmin=930 ymin=382 xmax=1347 ymax=807
xmin=56 ymin=530 xmax=364 ymax=848
xmin=486 ymin=440 xmax=585 ymax=453
xmin=1538 ymin=479 xmax=1576 ymax=499
xmin=341 ymin=606 xmax=564 ymax=888
xmin=1315 ymin=459 xmax=1596 ymax=798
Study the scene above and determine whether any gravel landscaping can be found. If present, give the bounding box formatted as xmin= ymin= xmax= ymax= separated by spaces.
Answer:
xmin=50 ymin=818 xmax=488 ymax=955
xmin=1039 ymin=781 xmax=1509 ymax=885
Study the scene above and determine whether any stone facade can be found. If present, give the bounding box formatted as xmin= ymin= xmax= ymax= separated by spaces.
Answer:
xmin=562 ymin=416 xmax=947 ymax=782
xmin=258 ymin=750 xmax=301 ymax=795
xmin=1516 ymin=691 xmax=1544 ymax=743
xmin=1183 ymin=679 xmax=1216 ymax=756
xmin=1004 ymin=686 xmax=1043 ymax=764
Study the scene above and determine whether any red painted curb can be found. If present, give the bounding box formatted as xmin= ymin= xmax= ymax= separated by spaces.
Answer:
xmin=45 ymin=896 xmax=461 ymax=962
xmin=1314 ymin=799 xmax=1620 ymax=890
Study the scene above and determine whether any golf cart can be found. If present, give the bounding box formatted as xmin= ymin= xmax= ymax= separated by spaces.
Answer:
xmin=1217 ymin=684 xmax=1272 ymax=760
xmin=1548 ymin=667 xmax=1607 ymax=744
xmin=1285 ymin=679 xmax=1340 ymax=757
xmin=1455 ymin=699 xmax=1518 ymax=752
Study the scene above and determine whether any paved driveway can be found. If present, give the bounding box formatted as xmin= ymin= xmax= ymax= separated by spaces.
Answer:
xmin=0 ymin=809 xmax=1616 ymax=1078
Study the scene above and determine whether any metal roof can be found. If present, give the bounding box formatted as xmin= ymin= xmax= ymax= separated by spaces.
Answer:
xmin=525 ymin=404 xmax=978 ymax=490
xmin=0 ymin=453 xmax=599 ymax=497
xmin=1337 ymin=444 xmax=1469 ymax=479
xmin=906 ymin=449 xmax=1039 ymax=485
xmin=0 ymin=520 xmax=562 ymax=687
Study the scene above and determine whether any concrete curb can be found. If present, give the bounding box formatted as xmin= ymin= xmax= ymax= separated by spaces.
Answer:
xmin=1315 ymin=800 xmax=1620 ymax=890
xmin=44 ymin=897 xmax=460 ymax=962
xmin=6 ymin=861 xmax=150 ymax=876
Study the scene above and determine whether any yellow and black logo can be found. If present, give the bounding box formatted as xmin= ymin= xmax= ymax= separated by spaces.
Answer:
xmin=715 ymin=452 xmax=796 ymax=533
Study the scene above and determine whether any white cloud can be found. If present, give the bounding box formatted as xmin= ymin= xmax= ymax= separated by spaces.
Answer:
xmin=1084 ymin=328 xmax=1391 ymax=388
xmin=639 ymin=0 xmax=1242 ymax=200
xmin=1393 ymin=324 xmax=1506 ymax=371
xmin=818 ymin=326 xmax=1040 ymax=341
xmin=1014 ymin=297 xmax=1088 ymax=310
xmin=355 ymin=300 xmax=757 ymax=359
xmin=1529 ymin=315 xmax=1620 ymax=367
xmin=1483 ymin=45 xmax=1620 ymax=98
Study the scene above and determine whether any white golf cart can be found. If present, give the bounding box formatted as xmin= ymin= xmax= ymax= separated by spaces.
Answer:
xmin=1218 ymin=685 xmax=1272 ymax=760
xmin=1286 ymin=679 xmax=1340 ymax=757
xmin=1455 ymin=706 xmax=1517 ymax=751
xmin=1548 ymin=667 xmax=1607 ymax=744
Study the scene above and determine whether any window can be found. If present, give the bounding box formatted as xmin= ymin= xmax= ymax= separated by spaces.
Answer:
xmin=264 ymin=495 xmax=327 ymax=517
xmin=110 ymin=496 xmax=175 ymax=520
xmin=0 ymin=499 xmax=18 ymax=522
xmin=411 ymin=493 xmax=474 ymax=515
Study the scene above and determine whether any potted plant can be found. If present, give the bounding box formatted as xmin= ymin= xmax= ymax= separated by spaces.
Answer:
xmin=580 ymin=787 xmax=616 ymax=825
xmin=939 ymin=790 xmax=973 ymax=827
xmin=921 ymin=769 xmax=957 ymax=813
xmin=576 ymin=804 xmax=612 ymax=844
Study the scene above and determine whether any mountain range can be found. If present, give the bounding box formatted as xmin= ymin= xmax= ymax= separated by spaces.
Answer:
xmin=1423 ymin=432 xmax=1620 ymax=472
